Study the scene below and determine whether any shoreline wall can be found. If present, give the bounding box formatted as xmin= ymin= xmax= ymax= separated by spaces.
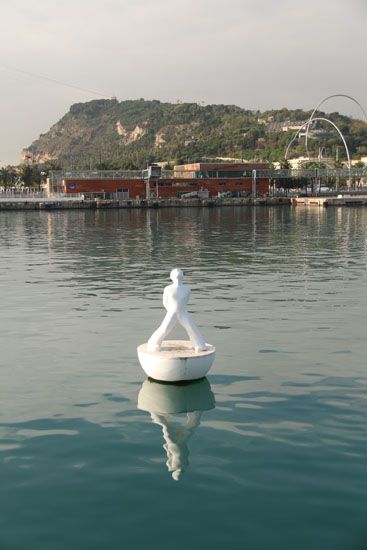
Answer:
xmin=0 ymin=197 xmax=291 ymax=211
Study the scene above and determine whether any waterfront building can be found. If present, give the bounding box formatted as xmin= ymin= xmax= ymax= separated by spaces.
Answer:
xmin=47 ymin=162 xmax=270 ymax=199
xmin=173 ymin=162 xmax=269 ymax=178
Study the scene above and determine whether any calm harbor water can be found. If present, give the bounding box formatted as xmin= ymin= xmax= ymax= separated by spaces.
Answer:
xmin=0 ymin=206 xmax=366 ymax=550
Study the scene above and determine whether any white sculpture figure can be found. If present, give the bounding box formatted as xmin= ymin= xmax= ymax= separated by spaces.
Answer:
xmin=147 ymin=268 xmax=206 ymax=353
xmin=137 ymin=268 xmax=215 ymax=382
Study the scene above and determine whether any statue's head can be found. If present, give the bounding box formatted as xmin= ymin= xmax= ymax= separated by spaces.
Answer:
xmin=170 ymin=268 xmax=184 ymax=283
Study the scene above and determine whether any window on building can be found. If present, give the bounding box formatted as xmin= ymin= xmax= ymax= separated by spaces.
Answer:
xmin=218 ymin=171 xmax=244 ymax=178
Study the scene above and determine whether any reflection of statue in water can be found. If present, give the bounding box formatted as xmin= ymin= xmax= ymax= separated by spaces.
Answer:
xmin=150 ymin=410 xmax=202 ymax=481
xmin=147 ymin=268 xmax=207 ymax=353
xmin=138 ymin=377 xmax=215 ymax=480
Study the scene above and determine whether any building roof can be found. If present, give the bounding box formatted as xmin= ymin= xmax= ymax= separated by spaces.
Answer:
xmin=174 ymin=162 xmax=270 ymax=171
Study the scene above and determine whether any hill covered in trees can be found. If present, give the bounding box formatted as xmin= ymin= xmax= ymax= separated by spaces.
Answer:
xmin=23 ymin=98 xmax=367 ymax=170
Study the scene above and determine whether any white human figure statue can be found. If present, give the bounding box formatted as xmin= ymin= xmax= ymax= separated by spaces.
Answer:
xmin=147 ymin=268 xmax=207 ymax=353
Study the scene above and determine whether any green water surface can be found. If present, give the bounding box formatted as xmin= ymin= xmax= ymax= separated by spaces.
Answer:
xmin=0 ymin=207 xmax=366 ymax=550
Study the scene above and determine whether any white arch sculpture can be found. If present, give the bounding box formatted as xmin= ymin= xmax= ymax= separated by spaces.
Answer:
xmin=285 ymin=117 xmax=351 ymax=169
xmin=285 ymin=94 xmax=367 ymax=162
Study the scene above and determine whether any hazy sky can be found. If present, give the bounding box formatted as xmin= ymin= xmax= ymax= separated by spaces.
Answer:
xmin=0 ymin=0 xmax=366 ymax=165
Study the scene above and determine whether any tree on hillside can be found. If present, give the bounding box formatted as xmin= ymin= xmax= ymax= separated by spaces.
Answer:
xmin=279 ymin=159 xmax=290 ymax=169
xmin=42 ymin=160 xmax=62 ymax=173
xmin=95 ymin=160 xmax=120 ymax=170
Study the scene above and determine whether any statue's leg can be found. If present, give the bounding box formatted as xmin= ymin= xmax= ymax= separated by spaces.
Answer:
xmin=147 ymin=312 xmax=177 ymax=351
xmin=178 ymin=313 xmax=207 ymax=351
xmin=186 ymin=411 xmax=202 ymax=429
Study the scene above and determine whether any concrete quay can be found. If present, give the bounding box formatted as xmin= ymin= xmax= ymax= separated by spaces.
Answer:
xmin=0 ymin=199 xmax=94 ymax=211
xmin=0 ymin=196 xmax=291 ymax=211
xmin=3 ymin=194 xmax=367 ymax=210
xmin=292 ymin=195 xmax=367 ymax=207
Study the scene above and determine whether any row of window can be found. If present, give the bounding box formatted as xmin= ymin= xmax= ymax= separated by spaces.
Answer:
xmin=68 ymin=182 xmax=249 ymax=190
xmin=198 ymin=171 xmax=254 ymax=178
xmin=153 ymin=182 xmax=246 ymax=188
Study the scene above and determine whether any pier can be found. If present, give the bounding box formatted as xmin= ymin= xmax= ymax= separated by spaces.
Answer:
xmin=292 ymin=194 xmax=367 ymax=207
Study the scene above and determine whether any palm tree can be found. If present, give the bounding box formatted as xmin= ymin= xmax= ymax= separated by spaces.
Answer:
xmin=18 ymin=164 xmax=41 ymax=189
xmin=0 ymin=166 xmax=18 ymax=188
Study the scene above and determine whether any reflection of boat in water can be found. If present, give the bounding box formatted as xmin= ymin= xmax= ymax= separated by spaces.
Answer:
xmin=138 ymin=377 xmax=215 ymax=480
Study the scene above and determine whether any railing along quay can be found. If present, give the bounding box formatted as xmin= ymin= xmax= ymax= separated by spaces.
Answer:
xmin=49 ymin=167 xmax=367 ymax=181
xmin=49 ymin=170 xmax=144 ymax=180
xmin=0 ymin=192 xmax=84 ymax=202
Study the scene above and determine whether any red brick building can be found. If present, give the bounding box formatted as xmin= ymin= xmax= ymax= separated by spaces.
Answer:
xmin=50 ymin=162 xmax=270 ymax=199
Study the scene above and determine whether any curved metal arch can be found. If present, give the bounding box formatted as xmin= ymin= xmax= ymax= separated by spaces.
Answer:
xmin=305 ymin=94 xmax=367 ymax=156
xmin=284 ymin=120 xmax=309 ymax=160
xmin=285 ymin=117 xmax=351 ymax=169
xmin=285 ymin=94 xmax=367 ymax=161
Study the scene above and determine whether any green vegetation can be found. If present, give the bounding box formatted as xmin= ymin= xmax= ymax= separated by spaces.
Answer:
xmin=0 ymin=164 xmax=46 ymax=189
xmin=23 ymin=99 xmax=367 ymax=170
xmin=0 ymin=166 xmax=18 ymax=187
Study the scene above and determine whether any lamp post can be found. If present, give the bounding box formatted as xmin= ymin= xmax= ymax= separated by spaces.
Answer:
xmin=252 ymin=169 xmax=257 ymax=198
